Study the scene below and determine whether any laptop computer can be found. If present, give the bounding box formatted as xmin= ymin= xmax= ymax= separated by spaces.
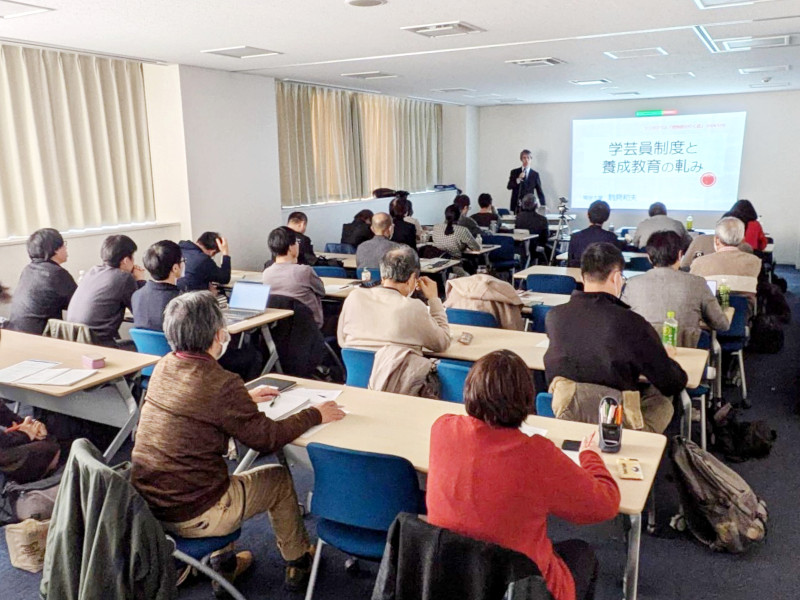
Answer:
xmin=224 ymin=281 xmax=271 ymax=324
xmin=707 ymin=279 xmax=718 ymax=297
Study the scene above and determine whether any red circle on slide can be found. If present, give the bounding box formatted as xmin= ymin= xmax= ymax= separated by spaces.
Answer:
xmin=700 ymin=172 xmax=716 ymax=187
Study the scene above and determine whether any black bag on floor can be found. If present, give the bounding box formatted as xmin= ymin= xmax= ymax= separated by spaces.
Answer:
xmin=747 ymin=314 xmax=784 ymax=354
xmin=712 ymin=405 xmax=776 ymax=462
xmin=0 ymin=468 xmax=63 ymax=526
xmin=670 ymin=436 xmax=768 ymax=553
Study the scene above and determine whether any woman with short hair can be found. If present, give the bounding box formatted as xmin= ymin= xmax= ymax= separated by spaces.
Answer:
xmin=427 ymin=350 xmax=620 ymax=600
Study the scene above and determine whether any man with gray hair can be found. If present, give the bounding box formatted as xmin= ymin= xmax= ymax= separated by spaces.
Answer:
xmin=338 ymin=246 xmax=450 ymax=395
xmin=355 ymin=212 xmax=401 ymax=269
xmin=690 ymin=216 xmax=762 ymax=278
xmin=631 ymin=202 xmax=692 ymax=250
xmin=131 ymin=291 xmax=345 ymax=593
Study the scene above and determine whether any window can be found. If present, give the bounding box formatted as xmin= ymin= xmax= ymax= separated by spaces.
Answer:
xmin=277 ymin=81 xmax=441 ymax=207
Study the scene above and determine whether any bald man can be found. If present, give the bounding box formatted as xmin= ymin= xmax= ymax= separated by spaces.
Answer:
xmin=356 ymin=212 xmax=402 ymax=269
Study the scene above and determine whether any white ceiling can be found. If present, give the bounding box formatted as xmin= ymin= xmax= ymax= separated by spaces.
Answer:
xmin=1 ymin=0 xmax=799 ymax=105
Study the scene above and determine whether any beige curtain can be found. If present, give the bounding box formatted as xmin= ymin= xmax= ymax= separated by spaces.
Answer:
xmin=0 ymin=45 xmax=154 ymax=238
xmin=277 ymin=81 xmax=441 ymax=207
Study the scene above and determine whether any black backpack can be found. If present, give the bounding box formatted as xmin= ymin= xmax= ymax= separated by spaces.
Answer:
xmin=747 ymin=314 xmax=784 ymax=354
xmin=711 ymin=405 xmax=777 ymax=462
xmin=670 ymin=436 xmax=768 ymax=553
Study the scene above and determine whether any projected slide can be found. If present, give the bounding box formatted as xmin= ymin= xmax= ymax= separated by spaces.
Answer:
xmin=571 ymin=112 xmax=746 ymax=211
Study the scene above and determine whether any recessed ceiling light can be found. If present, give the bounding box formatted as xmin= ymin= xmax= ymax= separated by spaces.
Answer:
xmin=341 ymin=71 xmax=398 ymax=79
xmin=506 ymin=57 xmax=566 ymax=67
xmin=431 ymin=87 xmax=477 ymax=93
xmin=693 ymin=0 xmax=780 ymax=8
xmin=0 ymin=0 xmax=52 ymax=19
xmin=570 ymin=79 xmax=612 ymax=85
xmin=201 ymin=46 xmax=281 ymax=59
xmin=494 ymin=98 xmax=525 ymax=104
xmin=607 ymin=91 xmax=641 ymax=95
xmin=604 ymin=47 xmax=669 ymax=60
xmin=402 ymin=21 xmax=485 ymax=38
xmin=721 ymin=35 xmax=793 ymax=52
xmin=646 ymin=72 xmax=696 ymax=80
xmin=749 ymin=81 xmax=790 ymax=88
xmin=739 ymin=65 xmax=790 ymax=74
xmin=345 ymin=0 xmax=387 ymax=6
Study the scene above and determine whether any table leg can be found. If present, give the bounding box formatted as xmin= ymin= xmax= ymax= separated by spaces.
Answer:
xmin=624 ymin=513 xmax=642 ymax=600
xmin=260 ymin=323 xmax=283 ymax=375
xmin=681 ymin=390 xmax=692 ymax=440
xmin=102 ymin=378 xmax=140 ymax=462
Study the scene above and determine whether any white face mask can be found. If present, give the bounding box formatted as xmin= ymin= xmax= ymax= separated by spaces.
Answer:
xmin=216 ymin=329 xmax=231 ymax=359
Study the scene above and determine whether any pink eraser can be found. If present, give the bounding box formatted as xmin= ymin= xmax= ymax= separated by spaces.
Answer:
xmin=82 ymin=354 xmax=105 ymax=369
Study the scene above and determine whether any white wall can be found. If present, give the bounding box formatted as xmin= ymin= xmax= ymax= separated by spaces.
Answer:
xmin=280 ymin=189 xmax=458 ymax=252
xmin=178 ymin=66 xmax=283 ymax=271
xmin=478 ymin=90 xmax=800 ymax=264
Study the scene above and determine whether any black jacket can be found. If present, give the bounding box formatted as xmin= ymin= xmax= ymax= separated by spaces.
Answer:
xmin=507 ymin=167 xmax=546 ymax=213
xmin=515 ymin=211 xmax=549 ymax=249
xmin=8 ymin=260 xmax=77 ymax=335
xmin=544 ymin=291 xmax=687 ymax=395
xmin=391 ymin=219 xmax=417 ymax=250
xmin=131 ymin=281 xmax=180 ymax=331
xmin=295 ymin=231 xmax=317 ymax=265
xmin=341 ymin=220 xmax=374 ymax=248
xmin=373 ymin=513 xmax=551 ymax=600
xmin=567 ymin=226 xmax=622 ymax=268
xmin=177 ymin=240 xmax=231 ymax=292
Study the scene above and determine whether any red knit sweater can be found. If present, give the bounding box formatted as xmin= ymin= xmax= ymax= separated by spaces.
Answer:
xmin=427 ymin=415 xmax=620 ymax=600
xmin=743 ymin=220 xmax=767 ymax=252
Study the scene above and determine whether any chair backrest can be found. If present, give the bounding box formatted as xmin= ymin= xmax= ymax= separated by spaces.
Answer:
xmin=535 ymin=392 xmax=554 ymax=417
xmin=129 ymin=328 xmax=171 ymax=377
xmin=627 ymin=256 xmax=653 ymax=272
xmin=529 ymin=304 xmax=553 ymax=333
xmin=307 ymin=443 xmax=423 ymax=531
xmin=325 ymin=243 xmax=356 ymax=254
xmin=437 ymin=359 xmax=472 ymax=403
xmin=356 ymin=267 xmax=381 ymax=282
xmin=525 ymin=274 xmax=576 ymax=295
xmin=42 ymin=319 xmax=96 ymax=345
xmin=341 ymin=348 xmax=376 ymax=388
xmin=481 ymin=234 xmax=515 ymax=262
xmin=445 ymin=308 xmax=498 ymax=328
xmin=313 ymin=265 xmax=349 ymax=278
xmin=720 ymin=294 xmax=748 ymax=338
xmin=267 ymin=294 xmax=326 ymax=378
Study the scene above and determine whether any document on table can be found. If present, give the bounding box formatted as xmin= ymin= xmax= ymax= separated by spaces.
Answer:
xmin=324 ymin=285 xmax=349 ymax=295
xmin=519 ymin=423 xmax=548 ymax=438
xmin=536 ymin=339 xmax=549 ymax=348
xmin=16 ymin=368 xmax=97 ymax=386
xmin=0 ymin=360 xmax=61 ymax=384
xmin=561 ymin=449 xmax=582 ymax=466
xmin=258 ymin=388 xmax=344 ymax=424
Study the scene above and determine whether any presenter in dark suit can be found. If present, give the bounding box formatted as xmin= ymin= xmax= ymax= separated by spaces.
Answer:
xmin=507 ymin=149 xmax=546 ymax=214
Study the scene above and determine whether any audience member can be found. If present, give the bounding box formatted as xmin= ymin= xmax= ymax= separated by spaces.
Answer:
xmin=66 ymin=234 xmax=146 ymax=348
xmin=7 ymin=228 xmax=77 ymax=334
xmin=470 ymin=193 xmax=499 ymax=228
xmin=262 ymin=227 xmax=325 ymax=328
xmin=338 ymin=246 xmax=449 ymax=396
xmin=178 ymin=231 xmax=231 ymax=292
xmin=516 ymin=193 xmax=550 ymax=253
xmin=689 ymin=217 xmax=761 ymax=279
xmin=680 ymin=233 xmax=752 ymax=270
xmin=622 ymin=231 xmax=730 ymax=347
xmin=567 ymin=200 xmax=620 ymax=267
xmin=544 ymin=242 xmax=687 ymax=433
xmin=427 ymin=350 xmax=620 ymax=600
xmin=432 ymin=204 xmax=480 ymax=259
xmin=131 ymin=240 xmax=182 ymax=331
xmin=454 ymin=194 xmax=482 ymax=238
xmin=403 ymin=198 xmax=424 ymax=242
xmin=356 ymin=212 xmax=401 ymax=268
xmin=728 ymin=199 xmax=767 ymax=252
xmin=341 ymin=209 xmax=374 ymax=248
xmin=131 ymin=291 xmax=345 ymax=593
xmin=0 ymin=401 xmax=60 ymax=484
xmin=286 ymin=211 xmax=317 ymax=265
xmin=389 ymin=196 xmax=417 ymax=249
xmin=631 ymin=203 xmax=691 ymax=250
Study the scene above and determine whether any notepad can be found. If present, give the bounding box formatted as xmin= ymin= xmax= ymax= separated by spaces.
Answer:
xmin=536 ymin=339 xmax=549 ymax=348
xmin=519 ymin=423 xmax=548 ymax=438
xmin=258 ymin=388 xmax=342 ymax=421
xmin=0 ymin=360 xmax=61 ymax=383
xmin=16 ymin=368 xmax=97 ymax=386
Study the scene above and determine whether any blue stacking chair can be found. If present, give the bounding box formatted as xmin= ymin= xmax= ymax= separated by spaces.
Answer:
xmin=313 ymin=265 xmax=349 ymax=278
xmin=687 ymin=330 xmax=713 ymax=450
xmin=437 ymin=359 xmax=473 ymax=403
xmin=718 ymin=294 xmax=749 ymax=403
xmin=356 ymin=267 xmax=381 ymax=282
xmin=324 ymin=243 xmax=356 ymax=254
xmin=627 ymin=256 xmax=653 ymax=272
xmin=528 ymin=304 xmax=553 ymax=333
xmin=305 ymin=443 xmax=425 ymax=600
xmin=128 ymin=328 xmax=171 ymax=389
xmin=341 ymin=348 xmax=376 ymax=388
xmin=535 ymin=393 xmax=554 ymax=417
xmin=482 ymin=234 xmax=519 ymax=274
xmin=171 ymin=530 xmax=245 ymax=600
xmin=445 ymin=307 xmax=498 ymax=328
xmin=526 ymin=274 xmax=576 ymax=295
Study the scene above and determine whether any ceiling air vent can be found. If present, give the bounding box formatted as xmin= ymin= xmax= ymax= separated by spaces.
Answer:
xmin=341 ymin=71 xmax=398 ymax=79
xmin=403 ymin=21 xmax=485 ymax=38
xmin=201 ymin=46 xmax=281 ymax=59
xmin=646 ymin=72 xmax=696 ymax=80
xmin=506 ymin=57 xmax=566 ymax=67
xmin=604 ymin=47 xmax=668 ymax=60
xmin=721 ymin=35 xmax=793 ymax=51
xmin=739 ymin=65 xmax=790 ymax=74
xmin=431 ymin=87 xmax=477 ymax=93
xmin=607 ymin=91 xmax=641 ymax=96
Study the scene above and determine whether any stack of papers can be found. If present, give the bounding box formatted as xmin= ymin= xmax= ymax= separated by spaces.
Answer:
xmin=0 ymin=360 xmax=97 ymax=386
xmin=258 ymin=388 xmax=349 ymax=438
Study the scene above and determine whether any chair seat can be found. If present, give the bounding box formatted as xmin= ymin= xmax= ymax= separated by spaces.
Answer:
xmin=687 ymin=385 xmax=710 ymax=397
xmin=316 ymin=518 xmax=388 ymax=560
xmin=491 ymin=260 xmax=519 ymax=270
xmin=719 ymin=340 xmax=745 ymax=352
xmin=173 ymin=529 xmax=242 ymax=560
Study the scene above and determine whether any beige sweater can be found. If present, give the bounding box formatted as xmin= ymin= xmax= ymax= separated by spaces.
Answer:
xmin=337 ymin=286 xmax=451 ymax=354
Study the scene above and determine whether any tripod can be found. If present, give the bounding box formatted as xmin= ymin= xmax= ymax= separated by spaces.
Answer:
xmin=548 ymin=201 xmax=573 ymax=265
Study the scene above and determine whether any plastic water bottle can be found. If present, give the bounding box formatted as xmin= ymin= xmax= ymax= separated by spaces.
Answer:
xmin=490 ymin=220 xmax=498 ymax=233
xmin=361 ymin=269 xmax=371 ymax=283
xmin=719 ymin=279 xmax=730 ymax=310
xmin=662 ymin=311 xmax=678 ymax=348
xmin=686 ymin=215 xmax=694 ymax=231
xmin=608 ymin=223 xmax=615 ymax=233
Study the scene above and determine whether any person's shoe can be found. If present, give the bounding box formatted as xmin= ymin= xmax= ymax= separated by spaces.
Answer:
xmin=284 ymin=546 xmax=315 ymax=592
xmin=211 ymin=550 xmax=253 ymax=599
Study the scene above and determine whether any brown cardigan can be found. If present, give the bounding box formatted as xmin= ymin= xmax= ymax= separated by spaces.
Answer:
xmin=131 ymin=351 xmax=321 ymax=523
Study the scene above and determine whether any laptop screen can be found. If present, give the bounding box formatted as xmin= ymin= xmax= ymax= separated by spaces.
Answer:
xmin=707 ymin=279 xmax=718 ymax=296
xmin=229 ymin=281 xmax=271 ymax=311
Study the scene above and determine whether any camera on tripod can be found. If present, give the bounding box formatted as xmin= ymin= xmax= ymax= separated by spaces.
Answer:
xmin=557 ymin=197 xmax=569 ymax=215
